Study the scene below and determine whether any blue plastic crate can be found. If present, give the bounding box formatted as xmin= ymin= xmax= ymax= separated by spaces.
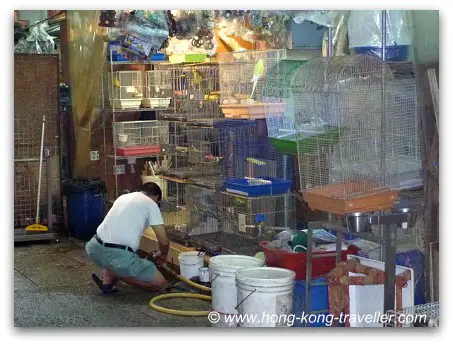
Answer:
xmin=223 ymin=177 xmax=291 ymax=197
xmin=150 ymin=53 xmax=166 ymax=61
xmin=292 ymin=278 xmax=330 ymax=327
xmin=351 ymin=45 xmax=410 ymax=62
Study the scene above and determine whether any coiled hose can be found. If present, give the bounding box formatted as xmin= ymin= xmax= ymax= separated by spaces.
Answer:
xmin=149 ymin=265 xmax=212 ymax=316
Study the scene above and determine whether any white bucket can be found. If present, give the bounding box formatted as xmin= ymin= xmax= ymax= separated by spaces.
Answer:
xmin=141 ymin=175 xmax=168 ymax=199
xmin=209 ymin=255 xmax=264 ymax=327
xmin=235 ymin=267 xmax=295 ymax=328
xmin=178 ymin=251 xmax=204 ymax=280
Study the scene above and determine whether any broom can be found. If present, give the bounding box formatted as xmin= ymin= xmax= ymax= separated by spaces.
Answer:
xmin=26 ymin=115 xmax=48 ymax=232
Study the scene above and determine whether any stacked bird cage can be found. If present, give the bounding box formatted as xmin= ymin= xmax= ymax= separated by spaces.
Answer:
xmin=181 ymin=184 xmax=222 ymax=252
xmin=263 ymin=59 xmax=308 ymax=155
xmin=113 ymin=120 xmax=169 ymax=157
xmin=183 ymin=185 xmax=283 ymax=256
xmin=161 ymin=177 xmax=189 ymax=231
xmin=220 ymin=191 xmax=296 ymax=244
xmin=107 ymin=71 xmax=144 ymax=109
xmin=217 ymin=49 xmax=287 ymax=119
xmin=185 ymin=123 xmax=223 ymax=189
xmin=158 ymin=62 xmax=222 ymax=122
xmin=217 ymin=119 xmax=293 ymax=197
xmin=142 ymin=69 xmax=172 ymax=109
xmin=285 ymin=55 xmax=422 ymax=214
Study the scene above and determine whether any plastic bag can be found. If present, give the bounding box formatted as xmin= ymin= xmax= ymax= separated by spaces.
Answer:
xmin=15 ymin=22 xmax=55 ymax=54
xmin=292 ymin=10 xmax=336 ymax=27
xmin=117 ymin=10 xmax=169 ymax=56
xmin=348 ymin=10 xmax=412 ymax=61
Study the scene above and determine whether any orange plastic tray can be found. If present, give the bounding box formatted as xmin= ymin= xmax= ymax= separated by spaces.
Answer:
xmin=302 ymin=182 xmax=399 ymax=215
xmin=220 ymin=102 xmax=284 ymax=120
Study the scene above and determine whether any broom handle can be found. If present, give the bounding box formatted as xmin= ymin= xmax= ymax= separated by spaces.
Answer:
xmin=35 ymin=115 xmax=45 ymax=224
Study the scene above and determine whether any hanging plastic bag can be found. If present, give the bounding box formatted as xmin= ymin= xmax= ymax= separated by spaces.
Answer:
xmin=15 ymin=22 xmax=55 ymax=54
xmin=117 ymin=10 xmax=169 ymax=57
xmin=292 ymin=10 xmax=336 ymax=27
xmin=348 ymin=10 xmax=412 ymax=61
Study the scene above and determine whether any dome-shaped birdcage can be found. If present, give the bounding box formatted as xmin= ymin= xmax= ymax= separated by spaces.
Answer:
xmin=263 ymin=54 xmax=421 ymax=213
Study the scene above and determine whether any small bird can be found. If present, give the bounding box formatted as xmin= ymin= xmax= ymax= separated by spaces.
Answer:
xmin=113 ymin=77 xmax=121 ymax=88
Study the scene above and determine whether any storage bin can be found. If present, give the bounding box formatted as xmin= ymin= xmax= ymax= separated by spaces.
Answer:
xmin=293 ymin=278 xmax=329 ymax=327
xmin=223 ymin=177 xmax=291 ymax=197
xmin=260 ymin=241 xmax=360 ymax=280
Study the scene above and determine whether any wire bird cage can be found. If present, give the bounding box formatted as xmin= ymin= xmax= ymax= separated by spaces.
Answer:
xmin=161 ymin=179 xmax=189 ymax=230
xmin=185 ymin=124 xmax=223 ymax=189
xmin=113 ymin=120 xmax=169 ymax=157
xmin=107 ymin=71 xmax=144 ymax=109
xmin=384 ymin=302 xmax=439 ymax=327
xmin=157 ymin=62 xmax=222 ymax=121
xmin=217 ymin=49 xmax=287 ymax=119
xmin=268 ymin=55 xmax=422 ymax=214
xmin=177 ymin=185 xmax=292 ymax=256
xmin=142 ymin=69 xmax=172 ymax=109
xmin=217 ymin=119 xmax=293 ymax=196
xmin=220 ymin=191 xmax=296 ymax=239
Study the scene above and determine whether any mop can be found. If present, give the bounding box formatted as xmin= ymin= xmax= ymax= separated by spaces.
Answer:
xmin=26 ymin=115 xmax=48 ymax=232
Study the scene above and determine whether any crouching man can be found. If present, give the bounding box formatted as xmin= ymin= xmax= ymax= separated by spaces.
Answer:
xmin=86 ymin=182 xmax=169 ymax=294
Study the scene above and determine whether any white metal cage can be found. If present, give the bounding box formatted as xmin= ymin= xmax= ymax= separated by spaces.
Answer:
xmin=107 ymin=71 xmax=144 ymax=109
xmin=142 ymin=70 xmax=172 ymax=108
xmin=217 ymin=49 xmax=287 ymax=119
xmin=385 ymin=302 xmax=439 ymax=327
xmin=157 ymin=62 xmax=222 ymax=120
xmin=272 ymin=55 xmax=423 ymax=201
xmin=113 ymin=120 xmax=169 ymax=148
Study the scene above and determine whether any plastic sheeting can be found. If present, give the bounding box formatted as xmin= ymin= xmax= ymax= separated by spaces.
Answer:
xmin=349 ymin=10 xmax=412 ymax=48
xmin=67 ymin=10 xmax=107 ymax=178
xmin=14 ymin=22 xmax=55 ymax=54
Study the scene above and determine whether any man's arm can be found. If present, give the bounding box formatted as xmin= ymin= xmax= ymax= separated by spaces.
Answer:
xmin=152 ymin=224 xmax=169 ymax=259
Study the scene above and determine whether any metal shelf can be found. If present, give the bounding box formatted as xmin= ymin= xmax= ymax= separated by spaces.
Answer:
xmin=14 ymin=229 xmax=58 ymax=243
xmin=102 ymin=107 xmax=172 ymax=113
xmin=107 ymin=154 xmax=161 ymax=160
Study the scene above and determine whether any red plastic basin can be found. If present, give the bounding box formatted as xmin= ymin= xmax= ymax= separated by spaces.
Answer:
xmin=259 ymin=241 xmax=359 ymax=280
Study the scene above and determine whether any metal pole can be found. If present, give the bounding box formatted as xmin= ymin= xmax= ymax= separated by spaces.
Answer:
xmin=46 ymin=156 xmax=53 ymax=232
xmin=383 ymin=223 xmax=397 ymax=312
xmin=380 ymin=10 xmax=387 ymax=188
xmin=305 ymin=225 xmax=314 ymax=320
xmin=327 ymin=25 xmax=334 ymax=57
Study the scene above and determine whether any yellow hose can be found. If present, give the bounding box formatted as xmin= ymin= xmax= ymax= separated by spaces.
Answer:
xmin=149 ymin=293 xmax=211 ymax=316
xmin=149 ymin=265 xmax=212 ymax=316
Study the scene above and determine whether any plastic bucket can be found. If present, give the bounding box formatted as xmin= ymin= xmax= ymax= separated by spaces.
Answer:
xmin=178 ymin=251 xmax=204 ymax=280
xmin=236 ymin=267 xmax=295 ymax=327
xmin=209 ymin=255 xmax=264 ymax=327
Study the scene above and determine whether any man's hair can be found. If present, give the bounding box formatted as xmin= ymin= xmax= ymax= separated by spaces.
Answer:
xmin=139 ymin=182 xmax=162 ymax=201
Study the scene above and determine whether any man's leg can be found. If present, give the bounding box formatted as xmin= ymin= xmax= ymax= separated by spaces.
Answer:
xmin=119 ymin=270 xmax=168 ymax=292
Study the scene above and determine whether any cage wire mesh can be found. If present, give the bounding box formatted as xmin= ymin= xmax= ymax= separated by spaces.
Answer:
xmin=217 ymin=119 xmax=294 ymax=181
xmin=182 ymin=185 xmax=274 ymax=256
xmin=114 ymin=120 xmax=169 ymax=149
xmin=14 ymin=160 xmax=50 ymax=228
xmin=219 ymin=191 xmax=296 ymax=254
xmin=161 ymin=179 xmax=189 ymax=230
xmin=157 ymin=62 xmax=222 ymax=121
xmin=143 ymin=69 xmax=172 ymax=108
xmin=281 ymin=55 xmax=423 ymax=200
xmin=185 ymin=124 xmax=223 ymax=188
xmin=107 ymin=71 xmax=144 ymax=109
xmin=384 ymin=302 xmax=439 ymax=327
xmin=217 ymin=49 xmax=287 ymax=105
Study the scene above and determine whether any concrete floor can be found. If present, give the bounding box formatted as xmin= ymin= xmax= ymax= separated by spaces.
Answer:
xmin=14 ymin=238 xmax=211 ymax=327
